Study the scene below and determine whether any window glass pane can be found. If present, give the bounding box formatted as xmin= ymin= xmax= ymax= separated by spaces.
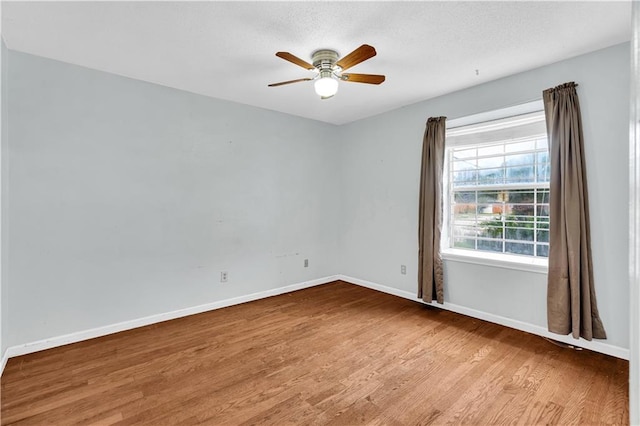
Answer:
xmin=476 ymin=190 xmax=502 ymax=203
xmin=452 ymin=165 xmax=477 ymax=186
xmin=453 ymin=238 xmax=476 ymax=249
xmin=453 ymin=205 xmax=476 ymax=218
xmin=453 ymin=191 xmax=476 ymax=203
xmin=506 ymin=152 xmax=535 ymax=166
xmin=451 ymin=223 xmax=476 ymax=236
xmin=453 ymin=158 xmax=476 ymax=172
xmin=505 ymin=242 xmax=534 ymax=256
xmin=506 ymin=165 xmax=535 ymax=183
xmin=503 ymin=214 xmax=528 ymax=229
xmin=536 ymin=229 xmax=549 ymax=242
xmin=536 ymin=205 xmax=550 ymax=217
xmin=509 ymin=212 xmax=535 ymax=225
xmin=476 ymin=205 xmax=496 ymax=218
xmin=477 ymin=239 xmax=503 ymax=253
xmin=477 ymin=156 xmax=504 ymax=170
xmin=507 ymin=190 xmax=535 ymax=203
xmin=510 ymin=207 xmax=536 ymax=218
xmin=505 ymin=225 xmax=535 ymax=241
xmin=478 ymin=168 xmax=505 ymax=185
xmin=536 ymin=189 xmax=550 ymax=203
xmin=536 ymin=244 xmax=549 ymax=257
xmin=479 ymin=217 xmax=503 ymax=238
xmin=536 ymin=152 xmax=550 ymax=182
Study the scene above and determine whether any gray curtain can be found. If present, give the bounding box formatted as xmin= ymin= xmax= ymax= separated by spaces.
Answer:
xmin=543 ymin=82 xmax=606 ymax=340
xmin=418 ymin=117 xmax=446 ymax=304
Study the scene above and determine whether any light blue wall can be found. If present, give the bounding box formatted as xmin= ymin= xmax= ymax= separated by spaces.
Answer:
xmin=3 ymin=42 xmax=631 ymax=354
xmin=6 ymin=50 xmax=341 ymax=346
xmin=338 ymin=43 xmax=630 ymax=350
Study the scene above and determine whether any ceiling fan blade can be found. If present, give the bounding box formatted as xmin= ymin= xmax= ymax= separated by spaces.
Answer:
xmin=275 ymin=52 xmax=315 ymax=70
xmin=336 ymin=44 xmax=377 ymax=72
xmin=268 ymin=78 xmax=313 ymax=87
xmin=341 ymin=73 xmax=386 ymax=85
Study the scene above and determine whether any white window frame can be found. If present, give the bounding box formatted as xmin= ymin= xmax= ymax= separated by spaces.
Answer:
xmin=441 ymin=100 xmax=549 ymax=274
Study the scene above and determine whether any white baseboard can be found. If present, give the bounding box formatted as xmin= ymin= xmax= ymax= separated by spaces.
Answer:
xmin=1 ymin=272 xmax=628 ymax=378
xmin=339 ymin=274 xmax=630 ymax=360
xmin=2 ymin=275 xmax=339 ymax=368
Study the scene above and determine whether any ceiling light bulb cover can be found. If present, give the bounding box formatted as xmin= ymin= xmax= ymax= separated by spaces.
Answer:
xmin=314 ymin=76 xmax=338 ymax=98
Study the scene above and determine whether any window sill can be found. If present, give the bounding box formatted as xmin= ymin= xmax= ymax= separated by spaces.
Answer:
xmin=441 ymin=248 xmax=548 ymax=274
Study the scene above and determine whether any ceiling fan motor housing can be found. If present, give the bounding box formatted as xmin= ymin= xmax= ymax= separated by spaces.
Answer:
xmin=312 ymin=49 xmax=339 ymax=71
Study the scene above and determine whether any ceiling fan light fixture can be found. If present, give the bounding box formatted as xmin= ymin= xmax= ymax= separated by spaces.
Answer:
xmin=270 ymin=44 xmax=384 ymax=98
xmin=314 ymin=72 xmax=338 ymax=98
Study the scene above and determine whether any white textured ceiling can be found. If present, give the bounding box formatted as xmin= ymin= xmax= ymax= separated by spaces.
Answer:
xmin=2 ymin=1 xmax=632 ymax=125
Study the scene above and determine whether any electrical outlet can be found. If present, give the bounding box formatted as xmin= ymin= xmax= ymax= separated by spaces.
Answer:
xmin=304 ymin=259 xmax=309 ymax=268
xmin=220 ymin=271 xmax=228 ymax=283
xmin=401 ymin=265 xmax=406 ymax=275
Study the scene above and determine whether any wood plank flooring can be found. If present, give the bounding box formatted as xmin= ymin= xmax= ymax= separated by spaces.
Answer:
xmin=1 ymin=281 xmax=629 ymax=425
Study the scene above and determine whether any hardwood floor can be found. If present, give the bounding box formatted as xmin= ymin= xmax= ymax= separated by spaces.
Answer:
xmin=1 ymin=281 xmax=629 ymax=425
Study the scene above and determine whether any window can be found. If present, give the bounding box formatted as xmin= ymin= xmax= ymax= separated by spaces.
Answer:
xmin=444 ymin=108 xmax=549 ymax=263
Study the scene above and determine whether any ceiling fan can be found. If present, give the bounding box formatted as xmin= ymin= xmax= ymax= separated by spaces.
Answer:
xmin=268 ymin=44 xmax=385 ymax=99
